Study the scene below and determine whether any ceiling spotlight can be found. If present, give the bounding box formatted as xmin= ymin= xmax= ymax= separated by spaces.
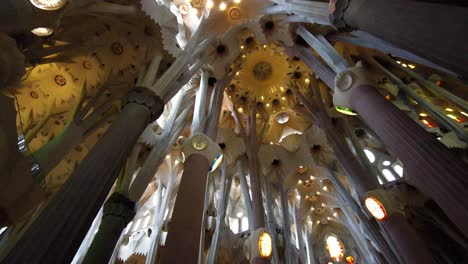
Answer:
xmin=179 ymin=4 xmax=190 ymax=15
xmin=31 ymin=27 xmax=54 ymax=37
xmin=29 ymin=0 xmax=67 ymax=10
xmin=219 ymin=2 xmax=227 ymax=11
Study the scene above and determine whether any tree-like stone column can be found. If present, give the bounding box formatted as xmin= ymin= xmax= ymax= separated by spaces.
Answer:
xmin=3 ymin=87 xmax=164 ymax=263
xmin=159 ymin=133 xmax=222 ymax=264
xmin=348 ymin=84 xmax=468 ymax=238
xmin=331 ymin=0 xmax=468 ymax=78
xmin=81 ymin=193 xmax=136 ymax=264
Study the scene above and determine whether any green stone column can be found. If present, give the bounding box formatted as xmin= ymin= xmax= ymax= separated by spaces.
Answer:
xmin=82 ymin=193 xmax=135 ymax=264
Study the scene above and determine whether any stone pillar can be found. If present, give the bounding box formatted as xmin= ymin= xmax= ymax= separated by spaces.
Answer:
xmin=159 ymin=154 xmax=210 ymax=264
xmin=81 ymin=193 xmax=136 ymax=264
xmin=382 ymin=213 xmax=435 ymax=264
xmin=279 ymin=183 xmax=293 ymax=264
xmin=159 ymin=133 xmax=222 ymax=264
xmin=3 ymin=87 xmax=163 ymax=263
xmin=331 ymin=0 xmax=468 ymax=78
xmin=349 ymin=84 xmax=468 ymax=238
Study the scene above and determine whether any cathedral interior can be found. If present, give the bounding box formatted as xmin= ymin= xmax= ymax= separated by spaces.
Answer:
xmin=0 ymin=0 xmax=467 ymax=263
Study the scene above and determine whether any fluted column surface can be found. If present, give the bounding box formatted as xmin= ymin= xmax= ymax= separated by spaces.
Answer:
xmin=3 ymin=89 xmax=162 ymax=263
xmin=383 ymin=213 xmax=435 ymax=264
xmin=350 ymin=85 xmax=468 ymax=238
xmin=159 ymin=154 xmax=210 ymax=264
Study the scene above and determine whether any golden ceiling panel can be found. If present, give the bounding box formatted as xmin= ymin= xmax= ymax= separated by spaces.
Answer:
xmin=227 ymin=41 xmax=311 ymax=116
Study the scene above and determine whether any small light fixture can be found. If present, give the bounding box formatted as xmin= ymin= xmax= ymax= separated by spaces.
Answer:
xmin=297 ymin=165 xmax=307 ymax=174
xmin=419 ymin=112 xmax=428 ymax=117
xmin=30 ymin=0 xmax=67 ymax=10
xmin=233 ymin=0 xmax=241 ymax=3
xmin=335 ymin=106 xmax=357 ymax=116
xmin=445 ymin=108 xmax=454 ymax=112
xmin=31 ymin=27 xmax=54 ymax=37
xmin=346 ymin=255 xmax=355 ymax=264
xmin=206 ymin=0 xmax=214 ymax=9
xmin=258 ymin=232 xmax=273 ymax=258
xmin=382 ymin=160 xmax=391 ymax=166
xmin=447 ymin=114 xmax=461 ymax=122
xmin=365 ymin=196 xmax=387 ymax=221
xmin=219 ymin=2 xmax=227 ymax=10
xmin=421 ymin=119 xmax=435 ymax=128
xmin=179 ymin=4 xmax=190 ymax=15
xmin=192 ymin=135 xmax=208 ymax=150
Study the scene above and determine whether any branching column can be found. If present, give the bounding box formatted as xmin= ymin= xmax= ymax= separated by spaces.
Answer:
xmin=3 ymin=87 xmax=163 ymax=263
xmin=332 ymin=0 xmax=468 ymax=78
xmin=82 ymin=193 xmax=135 ymax=264
xmin=349 ymin=84 xmax=468 ymax=238
xmin=160 ymin=79 xmax=226 ymax=263
xmin=159 ymin=154 xmax=211 ymax=264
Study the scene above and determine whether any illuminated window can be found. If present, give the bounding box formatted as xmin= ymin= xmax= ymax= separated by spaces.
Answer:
xmin=0 ymin=227 xmax=7 ymax=236
xmin=258 ymin=232 xmax=273 ymax=258
xmin=275 ymin=112 xmax=290 ymax=124
xmin=229 ymin=217 xmax=240 ymax=233
xmin=325 ymin=234 xmax=345 ymax=262
xmin=365 ymin=197 xmax=387 ymax=220
xmin=241 ymin=216 xmax=249 ymax=232
xmin=364 ymin=149 xmax=375 ymax=163
xmin=382 ymin=169 xmax=396 ymax=182
xmin=393 ymin=164 xmax=404 ymax=177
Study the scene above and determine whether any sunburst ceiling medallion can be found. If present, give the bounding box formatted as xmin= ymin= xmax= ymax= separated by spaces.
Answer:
xmin=227 ymin=40 xmax=311 ymax=115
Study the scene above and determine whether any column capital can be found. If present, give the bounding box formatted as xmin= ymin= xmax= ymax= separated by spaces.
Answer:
xmin=123 ymin=87 xmax=164 ymax=122
xmin=181 ymin=133 xmax=223 ymax=172
xmin=333 ymin=63 xmax=375 ymax=110
xmin=329 ymin=0 xmax=351 ymax=28
xmin=103 ymin=193 xmax=136 ymax=223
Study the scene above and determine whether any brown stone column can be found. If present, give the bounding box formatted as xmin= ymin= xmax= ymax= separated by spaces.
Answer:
xmin=159 ymin=154 xmax=210 ymax=264
xmin=338 ymin=0 xmax=468 ymax=78
xmin=382 ymin=213 xmax=434 ymax=264
xmin=350 ymin=85 xmax=468 ymax=238
xmin=3 ymin=88 xmax=163 ymax=263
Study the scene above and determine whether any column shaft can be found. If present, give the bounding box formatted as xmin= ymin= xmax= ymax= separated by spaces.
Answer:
xmin=159 ymin=154 xmax=210 ymax=264
xmin=247 ymin=148 xmax=266 ymax=229
xmin=82 ymin=193 xmax=135 ymax=264
xmin=343 ymin=0 xmax=468 ymax=78
xmin=350 ymin=85 xmax=468 ymax=238
xmin=3 ymin=89 xmax=162 ymax=263
xmin=382 ymin=213 xmax=435 ymax=264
